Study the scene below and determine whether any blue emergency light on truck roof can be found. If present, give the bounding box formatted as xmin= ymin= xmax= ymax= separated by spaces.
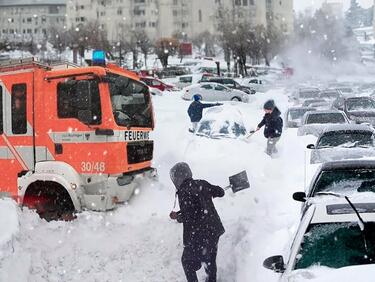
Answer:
xmin=92 ymin=50 xmax=106 ymax=66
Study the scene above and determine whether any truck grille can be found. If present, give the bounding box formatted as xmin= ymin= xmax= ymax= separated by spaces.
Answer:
xmin=127 ymin=141 xmax=154 ymax=164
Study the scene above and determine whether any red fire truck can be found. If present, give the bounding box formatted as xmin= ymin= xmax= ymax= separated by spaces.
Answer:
xmin=0 ymin=55 xmax=156 ymax=218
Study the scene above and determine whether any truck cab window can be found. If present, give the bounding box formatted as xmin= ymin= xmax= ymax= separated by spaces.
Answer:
xmin=11 ymin=84 xmax=27 ymax=134
xmin=108 ymin=75 xmax=152 ymax=128
xmin=57 ymin=80 xmax=102 ymax=125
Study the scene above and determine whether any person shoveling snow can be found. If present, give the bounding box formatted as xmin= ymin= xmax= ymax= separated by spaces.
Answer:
xmin=187 ymin=95 xmax=222 ymax=133
xmin=169 ymin=162 xmax=225 ymax=282
xmin=256 ymin=100 xmax=283 ymax=156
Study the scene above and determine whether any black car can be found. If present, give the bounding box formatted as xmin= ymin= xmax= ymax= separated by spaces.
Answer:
xmin=332 ymin=96 xmax=375 ymax=126
xmin=206 ymin=77 xmax=256 ymax=94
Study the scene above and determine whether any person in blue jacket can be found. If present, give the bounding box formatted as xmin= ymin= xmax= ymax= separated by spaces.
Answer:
xmin=256 ymin=100 xmax=283 ymax=156
xmin=187 ymin=95 xmax=222 ymax=132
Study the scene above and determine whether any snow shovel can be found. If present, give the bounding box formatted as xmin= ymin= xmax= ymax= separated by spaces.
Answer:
xmin=246 ymin=130 xmax=256 ymax=139
xmin=225 ymin=170 xmax=250 ymax=193
xmin=244 ymin=130 xmax=256 ymax=143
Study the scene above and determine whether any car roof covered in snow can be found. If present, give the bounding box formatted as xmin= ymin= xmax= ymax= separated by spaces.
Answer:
xmin=0 ymin=0 xmax=64 ymax=6
xmin=305 ymin=110 xmax=344 ymax=115
xmin=319 ymin=159 xmax=375 ymax=171
xmin=321 ymin=124 xmax=374 ymax=134
xmin=288 ymin=106 xmax=316 ymax=111
xmin=342 ymin=96 xmax=374 ymax=101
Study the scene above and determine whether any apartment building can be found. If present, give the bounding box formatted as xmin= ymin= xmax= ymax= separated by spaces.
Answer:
xmin=321 ymin=1 xmax=344 ymax=18
xmin=64 ymin=0 xmax=293 ymax=42
xmin=266 ymin=0 xmax=294 ymax=34
xmin=0 ymin=0 xmax=66 ymax=43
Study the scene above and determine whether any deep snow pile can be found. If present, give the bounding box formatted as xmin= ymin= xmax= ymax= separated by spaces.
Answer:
xmin=0 ymin=88 xmax=320 ymax=282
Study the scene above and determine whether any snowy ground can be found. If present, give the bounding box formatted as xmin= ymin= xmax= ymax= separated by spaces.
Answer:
xmin=1 ymin=87 xmax=320 ymax=281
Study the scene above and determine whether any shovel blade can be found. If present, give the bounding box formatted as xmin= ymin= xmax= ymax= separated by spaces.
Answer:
xmin=229 ymin=170 xmax=250 ymax=193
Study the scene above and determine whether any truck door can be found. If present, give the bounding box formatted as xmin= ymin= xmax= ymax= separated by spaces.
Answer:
xmin=4 ymin=74 xmax=35 ymax=172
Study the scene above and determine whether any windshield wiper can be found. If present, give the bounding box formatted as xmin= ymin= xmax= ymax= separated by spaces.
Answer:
xmin=315 ymin=192 xmax=372 ymax=259
xmin=344 ymin=196 xmax=372 ymax=261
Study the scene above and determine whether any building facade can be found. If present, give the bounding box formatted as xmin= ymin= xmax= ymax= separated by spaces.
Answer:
xmin=266 ymin=0 xmax=294 ymax=34
xmin=321 ymin=1 xmax=344 ymax=18
xmin=0 ymin=0 xmax=66 ymax=43
xmin=66 ymin=0 xmax=293 ymax=42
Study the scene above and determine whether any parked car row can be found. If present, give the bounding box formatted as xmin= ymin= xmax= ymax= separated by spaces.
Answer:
xmin=264 ymin=84 xmax=375 ymax=281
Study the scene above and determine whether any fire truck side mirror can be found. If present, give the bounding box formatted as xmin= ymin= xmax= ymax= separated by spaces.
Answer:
xmin=78 ymin=110 xmax=93 ymax=125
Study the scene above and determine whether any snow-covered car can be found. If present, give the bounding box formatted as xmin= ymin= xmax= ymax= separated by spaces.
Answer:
xmin=332 ymin=96 xmax=375 ymax=126
xmin=195 ymin=105 xmax=247 ymax=139
xmin=302 ymin=98 xmax=327 ymax=107
xmin=308 ymin=101 xmax=331 ymax=110
xmin=319 ymin=89 xmax=342 ymax=100
xmin=263 ymin=198 xmax=375 ymax=282
xmin=285 ymin=107 xmax=316 ymax=128
xmin=307 ymin=124 xmax=375 ymax=164
xmin=176 ymin=73 xmax=214 ymax=89
xmin=182 ymin=82 xmax=249 ymax=102
xmin=297 ymin=110 xmax=349 ymax=137
xmin=206 ymin=77 xmax=256 ymax=94
xmin=293 ymin=87 xmax=321 ymax=103
xmin=292 ymin=159 xmax=375 ymax=211
xmin=245 ymin=78 xmax=270 ymax=92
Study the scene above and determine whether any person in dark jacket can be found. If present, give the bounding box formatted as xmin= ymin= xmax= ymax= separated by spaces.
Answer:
xmin=187 ymin=95 xmax=221 ymax=132
xmin=169 ymin=162 xmax=225 ymax=282
xmin=256 ymin=100 xmax=283 ymax=156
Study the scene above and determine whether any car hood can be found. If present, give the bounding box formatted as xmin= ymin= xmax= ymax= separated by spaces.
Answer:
xmin=311 ymin=147 xmax=375 ymax=164
xmin=287 ymin=265 xmax=375 ymax=282
xmin=347 ymin=111 xmax=375 ymax=117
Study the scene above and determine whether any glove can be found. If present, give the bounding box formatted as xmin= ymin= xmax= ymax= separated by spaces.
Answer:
xmin=169 ymin=211 xmax=178 ymax=220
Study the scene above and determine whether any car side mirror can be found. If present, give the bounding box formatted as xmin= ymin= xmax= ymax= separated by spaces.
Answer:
xmin=78 ymin=110 xmax=93 ymax=125
xmin=293 ymin=192 xmax=307 ymax=202
xmin=306 ymin=144 xmax=315 ymax=149
xmin=263 ymin=255 xmax=286 ymax=273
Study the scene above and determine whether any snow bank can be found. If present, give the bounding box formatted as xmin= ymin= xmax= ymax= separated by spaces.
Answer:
xmin=289 ymin=265 xmax=375 ymax=282
xmin=0 ymin=199 xmax=19 ymax=246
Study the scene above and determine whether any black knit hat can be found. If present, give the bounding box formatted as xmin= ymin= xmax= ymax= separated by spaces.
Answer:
xmin=264 ymin=100 xmax=275 ymax=110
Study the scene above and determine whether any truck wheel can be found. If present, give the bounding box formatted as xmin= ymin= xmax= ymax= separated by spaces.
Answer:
xmin=231 ymin=97 xmax=241 ymax=102
xmin=23 ymin=181 xmax=76 ymax=221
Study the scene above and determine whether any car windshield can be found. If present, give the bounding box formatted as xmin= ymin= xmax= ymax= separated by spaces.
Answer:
xmin=317 ymin=131 xmax=374 ymax=148
xmin=295 ymin=222 xmax=375 ymax=270
xmin=320 ymin=91 xmax=339 ymax=99
xmin=289 ymin=109 xmax=313 ymax=120
xmin=306 ymin=113 xmax=346 ymax=124
xmin=300 ymin=90 xmax=319 ymax=99
xmin=303 ymin=99 xmax=326 ymax=107
xmin=312 ymin=169 xmax=375 ymax=196
xmin=347 ymin=99 xmax=375 ymax=112
xmin=180 ymin=76 xmax=192 ymax=83
xmin=108 ymin=74 xmax=153 ymax=128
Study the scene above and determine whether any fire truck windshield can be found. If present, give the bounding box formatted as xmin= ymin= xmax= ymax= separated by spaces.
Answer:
xmin=107 ymin=74 xmax=152 ymax=128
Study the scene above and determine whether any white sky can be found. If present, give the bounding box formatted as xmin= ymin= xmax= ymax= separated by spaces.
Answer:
xmin=294 ymin=0 xmax=374 ymax=12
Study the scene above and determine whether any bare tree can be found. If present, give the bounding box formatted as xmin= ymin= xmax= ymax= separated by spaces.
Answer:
xmin=136 ymin=30 xmax=153 ymax=69
xmin=192 ymin=31 xmax=216 ymax=57
xmin=66 ymin=21 xmax=110 ymax=64
xmin=48 ymin=25 xmax=68 ymax=55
